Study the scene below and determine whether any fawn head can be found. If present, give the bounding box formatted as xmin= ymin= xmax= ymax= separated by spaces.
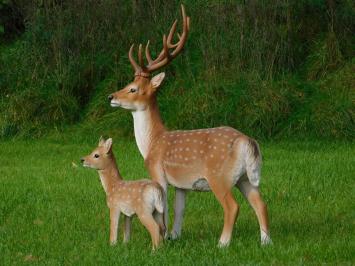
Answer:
xmin=109 ymin=5 xmax=190 ymax=111
xmin=81 ymin=137 xmax=113 ymax=170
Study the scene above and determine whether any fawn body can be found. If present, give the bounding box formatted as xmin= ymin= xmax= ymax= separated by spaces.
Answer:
xmin=81 ymin=137 xmax=165 ymax=250
xmin=109 ymin=5 xmax=272 ymax=247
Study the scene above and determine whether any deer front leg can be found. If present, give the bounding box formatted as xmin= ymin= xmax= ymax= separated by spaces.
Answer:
xmin=123 ymin=215 xmax=132 ymax=243
xmin=109 ymin=207 xmax=120 ymax=245
xmin=162 ymin=183 xmax=169 ymax=239
xmin=170 ymin=188 xmax=186 ymax=240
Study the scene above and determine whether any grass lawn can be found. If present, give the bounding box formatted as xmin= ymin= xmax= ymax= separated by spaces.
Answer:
xmin=0 ymin=137 xmax=354 ymax=265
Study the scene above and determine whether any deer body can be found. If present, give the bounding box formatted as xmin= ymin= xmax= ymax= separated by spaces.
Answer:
xmin=81 ymin=138 xmax=165 ymax=250
xmin=147 ymin=127 xmax=261 ymax=191
xmin=109 ymin=5 xmax=272 ymax=247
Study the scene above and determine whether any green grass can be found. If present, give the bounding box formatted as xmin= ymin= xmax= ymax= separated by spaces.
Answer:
xmin=0 ymin=138 xmax=354 ymax=265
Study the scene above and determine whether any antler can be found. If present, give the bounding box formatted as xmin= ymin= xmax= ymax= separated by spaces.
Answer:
xmin=128 ymin=4 xmax=190 ymax=77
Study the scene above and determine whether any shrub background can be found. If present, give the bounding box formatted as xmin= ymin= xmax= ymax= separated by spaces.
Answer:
xmin=0 ymin=0 xmax=354 ymax=140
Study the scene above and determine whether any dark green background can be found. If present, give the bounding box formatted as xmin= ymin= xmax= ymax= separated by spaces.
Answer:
xmin=0 ymin=0 xmax=354 ymax=140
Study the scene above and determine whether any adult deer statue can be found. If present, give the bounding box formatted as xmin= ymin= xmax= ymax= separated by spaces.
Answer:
xmin=108 ymin=5 xmax=272 ymax=247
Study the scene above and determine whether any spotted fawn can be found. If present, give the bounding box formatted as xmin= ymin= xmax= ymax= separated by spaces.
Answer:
xmin=81 ymin=137 xmax=165 ymax=250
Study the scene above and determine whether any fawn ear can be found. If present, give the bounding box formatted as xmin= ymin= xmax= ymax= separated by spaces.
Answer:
xmin=98 ymin=136 xmax=105 ymax=147
xmin=104 ymin=138 xmax=113 ymax=153
xmin=150 ymin=72 xmax=165 ymax=91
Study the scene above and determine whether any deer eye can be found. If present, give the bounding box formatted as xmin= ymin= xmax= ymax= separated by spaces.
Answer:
xmin=94 ymin=154 xmax=100 ymax=158
xmin=129 ymin=87 xmax=137 ymax=93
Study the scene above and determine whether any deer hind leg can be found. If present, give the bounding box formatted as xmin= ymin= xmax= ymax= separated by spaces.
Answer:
xmin=138 ymin=212 xmax=162 ymax=250
xmin=208 ymin=178 xmax=239 ymax=247
xmin=153 ymin=210 xmax=166 ymax=238
xmin=237 ymin=178 xmax=272 ymax=245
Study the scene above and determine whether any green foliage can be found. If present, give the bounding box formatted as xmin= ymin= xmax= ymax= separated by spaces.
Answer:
xmin=0 ymin=0 xmax=354 ymax=139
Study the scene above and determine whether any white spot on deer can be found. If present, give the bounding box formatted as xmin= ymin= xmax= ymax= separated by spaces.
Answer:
xmin=193 ymin=149 xmax=197 ymax=153
xmin=179 ymin=140 xmax=183 ymax=144
xmin=200 ymin=150 xmax=204 ymax=154
xmin=218 ymin=133 xmax=222 ymax=136
xmin=186 ymin=147 xmax=190 ymax=151
xmin=213 ymin=146 xmax=217 ymax=150
xmin=179 ymin=148 xmax=183 ymax=151
xmin=184 ymin=157 xmax=188 ymax=161
xmin=210 ymin=154 xmax=214 ymax=158
xmin=200 ymin=141 xmax=203 ymax=144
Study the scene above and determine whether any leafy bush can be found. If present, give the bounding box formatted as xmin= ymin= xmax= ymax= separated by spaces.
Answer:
xmin=0 ymin=0 xmax=354 ymax=139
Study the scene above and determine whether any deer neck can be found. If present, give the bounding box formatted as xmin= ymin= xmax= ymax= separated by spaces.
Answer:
xmin=98 ymin=156 xmax=122 ymax=195
xmin=132 ymin=98 xmax=165 ymax=159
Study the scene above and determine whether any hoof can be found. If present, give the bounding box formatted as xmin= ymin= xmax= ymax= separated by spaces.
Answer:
xmin=217 ymin=240 xmax=230 ymax=248
xmin=261 ymin=231 xmax=272 ymax=245
xmin=168 ymin=230 xmax=180 ymax=240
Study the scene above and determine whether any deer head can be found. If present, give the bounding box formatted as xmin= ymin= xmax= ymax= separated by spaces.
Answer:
xmin=81 ymin=137 xmax=113 ymax=170
xmin=109 ymin=5 xmax=190 ymax=111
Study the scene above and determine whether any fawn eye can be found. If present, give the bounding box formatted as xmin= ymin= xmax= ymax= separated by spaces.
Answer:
xmin=129 ymin=87 xmax=137 ymax=93
xmin=94 ymin=154 xmax=100 ymax=158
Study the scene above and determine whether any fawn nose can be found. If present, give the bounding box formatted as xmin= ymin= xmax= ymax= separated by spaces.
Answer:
xmin=108 ymin=94 xmax=113 ymax=101
xmin=80 ymin=158 xmax=85 ymax=163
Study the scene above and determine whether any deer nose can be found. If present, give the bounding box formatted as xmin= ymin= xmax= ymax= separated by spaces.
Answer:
xmin=80 ymin=158 xmax=85 ymax=163
xmin=108 ymin=94 xmax=114 ymax=101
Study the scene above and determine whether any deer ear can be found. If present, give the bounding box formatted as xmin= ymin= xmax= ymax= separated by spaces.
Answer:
xmin=104 ymin=138 xmax=113 ymax=153
xmin=150 ymin=72 xmax=165 ymax=90
xmin=98 ymin=136 xmax=105 ymax=146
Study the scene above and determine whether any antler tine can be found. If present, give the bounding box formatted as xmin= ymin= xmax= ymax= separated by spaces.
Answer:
xmin=170 ymin=4 xmax=189 ymax=58
xmin=138 ymin=44 xmax=144 ymax=68
xmin=137 ymin=4 xmax=190 ymax=74
xmin=167 ymin=20 xmax=179 ymax=48
xmin=128 ymin=44 xmax=142 ymax=73
xmin=145 ymin=40 xmax=153 ymax=65
xmin=163 ymin=35 xmax=170 ymax=59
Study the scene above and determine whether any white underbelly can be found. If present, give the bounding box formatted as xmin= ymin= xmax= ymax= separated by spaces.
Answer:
xmin=118 ymin=202 xmax=135 ymax=217
xmin=166 ymin=174 xmax=211 ymax=192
